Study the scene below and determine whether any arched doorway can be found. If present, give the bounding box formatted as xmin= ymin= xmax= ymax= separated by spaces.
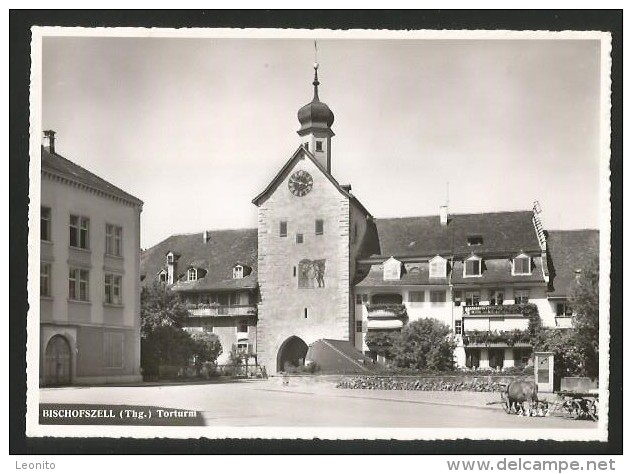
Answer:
xmin=44 ymin=335 xmax=71 ymax=386
xmin=277 ymin=336 xmax=308 ymax=372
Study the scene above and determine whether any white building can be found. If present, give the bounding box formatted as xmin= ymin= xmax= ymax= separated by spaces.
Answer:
xmin=40 ymin=131 xmax=143 ymax=385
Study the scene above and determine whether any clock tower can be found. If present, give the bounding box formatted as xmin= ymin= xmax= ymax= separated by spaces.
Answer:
xmin=252 ymin=62 xmax=377 ymax=373
xmin=296 ymin=63 xmax=335 ymax=173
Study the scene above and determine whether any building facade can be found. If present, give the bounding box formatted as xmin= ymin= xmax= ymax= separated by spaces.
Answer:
xmin=40 ymin=131 xmax=143 ymax=385
xmin=140 ymin=229 xmax=259 ymax=365
xmin=140 ymin=65 xmax=599 ymax=373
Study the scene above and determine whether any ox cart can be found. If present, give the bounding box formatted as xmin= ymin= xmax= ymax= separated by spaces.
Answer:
xmin=550 ymin=390 xmax=599 ymax=421
xmin=486 ymin=381 xmax=549 ymax=416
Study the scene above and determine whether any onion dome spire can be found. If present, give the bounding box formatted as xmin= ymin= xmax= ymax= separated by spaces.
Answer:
xmin=297 ymin=62 xmax=334 ymax=133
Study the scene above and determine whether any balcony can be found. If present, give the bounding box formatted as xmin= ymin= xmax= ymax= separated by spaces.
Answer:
xmin=365 ymin=303 xmax=408 ymax=320
xmin=187 ymin=303 xmax=257 ymax=317
xmin=462 ymin=329 xmax=531 ymax=347
xmin=462 ymin=304 xmax=531 ymax=317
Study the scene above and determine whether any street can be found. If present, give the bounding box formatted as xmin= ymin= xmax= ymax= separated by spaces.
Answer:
xmin=39 ymin=378 xmax=598 ymax=429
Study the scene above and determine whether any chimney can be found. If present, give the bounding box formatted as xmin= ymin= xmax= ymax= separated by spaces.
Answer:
xmin=166 ymin=251 xmax=178 ymax=284
xmin=203 ymin=230 xmax=211 ymax=243
xmin=43 ymin=130 xmax=56 ymax=153
xmin=440 ymin=205 xmax=449 ymax=226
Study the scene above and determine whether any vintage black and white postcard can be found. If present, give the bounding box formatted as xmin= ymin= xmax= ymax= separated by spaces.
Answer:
xmin=25 ymin=26 xmax=613 ymax=443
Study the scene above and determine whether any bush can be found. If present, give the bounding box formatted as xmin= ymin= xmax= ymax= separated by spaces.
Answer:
xmin=392 ymin=318 xmax=456 ymax=371
xmin=365 ymin=330 xmax=399 ymax=360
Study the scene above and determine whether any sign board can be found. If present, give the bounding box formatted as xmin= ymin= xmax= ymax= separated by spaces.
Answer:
xmin=534 ymin=351 xmax=554 ymax=393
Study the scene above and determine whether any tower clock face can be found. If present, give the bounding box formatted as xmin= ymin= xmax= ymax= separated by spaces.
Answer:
xmin=288 ymin=170 xmax=313 ymax=197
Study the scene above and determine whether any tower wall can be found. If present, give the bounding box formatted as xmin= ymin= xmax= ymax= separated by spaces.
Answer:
xmin=256 ymin=156 xmax=351 ymax=373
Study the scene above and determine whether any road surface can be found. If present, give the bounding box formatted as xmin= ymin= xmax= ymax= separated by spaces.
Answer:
xmin=39 ymin=378 xmax=597 ymax=429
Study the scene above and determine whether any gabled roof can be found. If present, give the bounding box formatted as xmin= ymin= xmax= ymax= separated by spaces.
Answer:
xmin=41 ymin=147 xmax=143 ymax=206
xmin=547 ymin=229 xmax=599 ymax=297
xmin=140 ymin=228 xmax=258 ymax=292
xmin=372 ymin=211 xmax=541 ymax=258
xmin=251 ymin=145 xmax=372 ymax=218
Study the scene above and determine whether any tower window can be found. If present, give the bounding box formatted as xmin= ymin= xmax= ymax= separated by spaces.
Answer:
xmin=315 ymin=140 xmax=323 ymax=152
xmin=188 ymin=268 xmax=198 ymax=281
xmin=280 ymin=221 xmax=287 ymax=237
xmin=315 ymin=219 xmax=324 ymax=235
xmin=304 ymin=308 xmax=308 ymax=319
xmin=296 ymin=233 xmax=303 ymax=244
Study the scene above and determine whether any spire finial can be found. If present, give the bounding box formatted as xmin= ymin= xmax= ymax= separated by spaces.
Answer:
xmin=312 ymin=40 xmax=320 ymax=101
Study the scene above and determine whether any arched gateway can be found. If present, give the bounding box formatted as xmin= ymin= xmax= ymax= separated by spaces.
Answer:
xmin=277 ymin=336 xmax=308 ymax=372
xmin=44 ymin=335 xmax=71 ymax=386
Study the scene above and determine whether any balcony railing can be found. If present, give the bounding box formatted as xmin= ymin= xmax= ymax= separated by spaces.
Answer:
xmin=462 ymin=329 xmax=532 ymax=347
xmin=188 ymin=303 xmax=257 ymax=317
xmin=365 ymin=303 xmax=407 ymax=320
xmin=462 ymin=304 xmax=528 ymax=316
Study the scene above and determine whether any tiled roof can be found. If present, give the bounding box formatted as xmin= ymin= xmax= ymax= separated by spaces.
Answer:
xmin=451 ymin=257 xmax=546 ymax=285
xmin=356 ymin=257 xmax=546 ymax=288
xmin=356 ymin=262 xmax=449 ymax=287
xmin=547 ymin=229 xmax=599 ymax=297
xmin=373 ymin=211 xmax=540 ymax=258
xmin=140 ymin=228 xmax=258 ymax=291
xmin=41 ymin=147 xmax=143 ymax=206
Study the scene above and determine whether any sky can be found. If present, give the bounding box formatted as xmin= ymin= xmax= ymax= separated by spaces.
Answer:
xmin=41 ymin=35 xmax=604 ymax=249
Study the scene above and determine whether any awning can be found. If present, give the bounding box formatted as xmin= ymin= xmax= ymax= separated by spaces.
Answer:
xmin=367 ymin=319 xmax=404 ymax=330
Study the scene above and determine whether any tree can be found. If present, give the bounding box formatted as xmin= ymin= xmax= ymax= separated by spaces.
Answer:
xmin=140 ymin=283 xmax=190 ymax=333
xmin=140 ymin=283 xmax=196 ymax=378
xmin=570 ymin=256 xmax=599 ymax=378
xmin=537 ymin=327 xmax=585 ymax=381
xmin=392 ymin=318 xmax=456 ymax=371
xmin=190 ymin=332 xmax=223 ymax=374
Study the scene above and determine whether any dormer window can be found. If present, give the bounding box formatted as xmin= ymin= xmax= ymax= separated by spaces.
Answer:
xmin=429 ymin=256 xmax=447 ymax=279
xmin=233 ymin=265 xmax=244 ymax=279
xmin=167 ymin=253 xmax=174 ymax=264
xmin=512 ymin=254 xmax=532 ymax=275
xmin=467 ymin=235 xmax=483 ymax=246
xmin=464 ymin=255 xmax=482 ymax=277
xmin=383 ymin=257 xmax=402 ymax=281
xmin=158 ymin=270 xmax=167 ymax=282
xmin=187 ymin=268 xmax=198 ymax=281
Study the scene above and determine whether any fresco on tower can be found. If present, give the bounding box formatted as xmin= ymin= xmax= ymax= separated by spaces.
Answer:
xmin=298 ymin=259 xmax=326 ymax=289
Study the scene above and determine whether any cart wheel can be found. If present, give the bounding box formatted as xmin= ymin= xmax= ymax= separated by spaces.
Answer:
xmin=589 ymin=399 xmax=599 ymax=421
